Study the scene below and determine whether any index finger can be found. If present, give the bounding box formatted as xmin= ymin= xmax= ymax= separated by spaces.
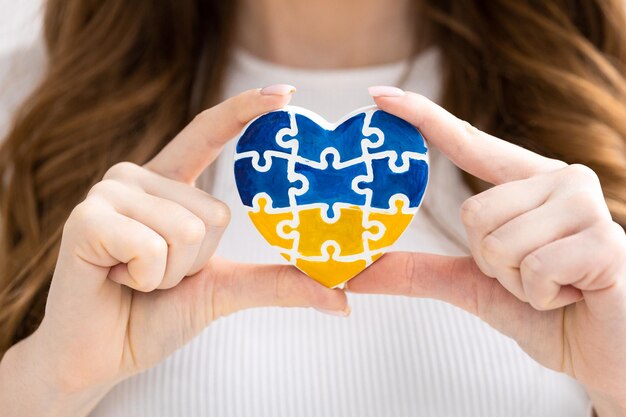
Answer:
xmin=371 ymin=91 xmax=566 ymax=185
xmin=145 ymin=86 xmax=295 ymax=183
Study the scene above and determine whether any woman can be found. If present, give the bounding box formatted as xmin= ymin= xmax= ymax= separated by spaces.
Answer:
xmin=0 ymin=0 xmax=625 ymax=416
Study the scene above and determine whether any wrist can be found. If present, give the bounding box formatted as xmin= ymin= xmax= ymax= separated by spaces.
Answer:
xmin=0 ymin=330 xmax=115 ymax=417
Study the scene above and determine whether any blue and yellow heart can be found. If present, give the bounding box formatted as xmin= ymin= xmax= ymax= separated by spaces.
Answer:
xmin=234 ymin=106 xmax=429 ymax=287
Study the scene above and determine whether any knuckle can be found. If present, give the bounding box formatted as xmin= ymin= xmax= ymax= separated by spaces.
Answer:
xmin=415 ymin=101 xmax=437 ymax=127
xmin=565 ymin=164 xmax=601 ymax=186
xmin=460 ymin=119 xmax=480 ymax=137
xmin=177 ymin=216 xmax=207 ymax=245
xmin=567 ymin=191 xmax=608 ymax=222
xmin=598 ymin=221 xmax=626 ymax=254
xmin=520 ymin=253 xmax=550 ymax=311
xmin=193 ymin=108 xmax=213 ymax=124
xmin=65 ymin=201 xmax=98 ymax=233
xmin=524 ymin=291 xmax=546 ymax=312
xmin=460 ymin=197 xmax=483 ymax=228
xmin=207 ymin=200 xmax=231 ymax=228
xmin=103 ymin=161 xmax=141 ymax=181
xmin=68 ymin=201 xmax=93 ymax=223
xmin=137 ymin=282 xmax=161 ymax=293
xmin=64 ymin=201 xmax=113 ymax=247
xmin=479 ymin=234 xmax=503 ymax=261
xmin=607 ymin=220 xmax=626 ymax=241
xmin=544 ymin=157 xmax=568 ymax=171
xmin=528 ymin=297 xmax=551 ymax=312
xmin=133 ymin=278 xmax=160 ymax=293
xmin=87 ymin=179 xmax=123 ymax=198
xmin=520 ymin=253 xmax=545 ymax=280
xmin=143 ymin=235 xmax=168 ymax=258
xmin=231 ymin=93 xmax=253 ymax=126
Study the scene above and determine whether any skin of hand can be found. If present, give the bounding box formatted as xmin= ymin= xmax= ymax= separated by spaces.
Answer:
xmin=347 ymin=90 xmax=626 ymax=417
xmin=0 ymin=87 xmax=349 ymax=417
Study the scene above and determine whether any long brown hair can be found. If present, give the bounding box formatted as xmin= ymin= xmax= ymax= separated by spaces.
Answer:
xmin=1 ymin=0 xmax=625 ymax=355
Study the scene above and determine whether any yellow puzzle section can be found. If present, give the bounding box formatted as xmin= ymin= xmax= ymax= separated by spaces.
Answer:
xmin=296 ymin=248 xmax=368 ymax=288
xmin=368 ymin=199 xmax=414 ymax=251
xmin=285 ymin=206 xmax=377 ymax=257
xmin=247 ymin=197 xmax=416 ymax=288
xmin=248 ymin=197 xmax=294 ymax=250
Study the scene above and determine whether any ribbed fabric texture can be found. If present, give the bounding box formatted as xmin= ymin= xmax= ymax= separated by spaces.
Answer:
xmin=92 ymin=297 xmax=589 ymax=417
xmin=0 ymin=42 xmax=591 ymax=416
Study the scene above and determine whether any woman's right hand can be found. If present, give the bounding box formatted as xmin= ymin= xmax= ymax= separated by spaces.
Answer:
xmin=2 ymin=87 xmax=348 ymax=416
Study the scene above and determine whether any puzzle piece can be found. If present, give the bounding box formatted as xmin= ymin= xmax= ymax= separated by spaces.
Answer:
xmin=358 ymin=157 xmax=428 ymax=210
xmin=287 ymin=112 xmax=375 ymax=164
xmin=295 ymin=244 xmax=368 ymax=288
xmin=295 ymin=153 xmax=367 ymax=217
xmin=283 ymin=206 xmax=380 ymax=257
xmin=367 ymin=198 xmax=415 ymax=251
xmin=234 ymin=106 xmax=430 ymax=288
xmin=235 ymin=110 xmax=294 ymax=166
xmin=365 ymin=111 xmax=427 ymax=170
xmin=234 ymin=156 xmax=303 ymax=209
xmin=248 ymin=196 xmax=294 ymax=251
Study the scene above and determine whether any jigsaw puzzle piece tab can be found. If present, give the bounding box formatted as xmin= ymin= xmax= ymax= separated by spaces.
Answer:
xmin=295 ymin=245 xmax=367 ymax=288
xmin=359 ymin=157 xmax=428 ymax=210
xmin=367 ymin=110 xmax=427 ymax=154
xmin=289 ymin=113 xmax=374 ymax=163
xmin=234 ymin=156 xmax=302 ymax=209
xmin=366 ymin=111 xmax=427 ymax=170
xmin=248 ymin=196 xmax=295 ymax=251
xmin=368 ymin=198 xmax=415 ymax=251
xmin=235 ymin=111 xmax=294 ymax=165
xmin=284 ymin=206 xmax=378 ymax=257
xmin=294 ymin=153 xmax=367 ymax=217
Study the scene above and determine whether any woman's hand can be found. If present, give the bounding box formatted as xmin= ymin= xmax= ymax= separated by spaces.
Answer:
xmin=1 ymin=87 xmax=348 ymax=417
xmin=347 ymin=90 xmax=626 ymax=417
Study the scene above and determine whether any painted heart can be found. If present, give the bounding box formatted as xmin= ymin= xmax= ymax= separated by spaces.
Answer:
xmin=234 ymin=105 xmax=429 ymax=288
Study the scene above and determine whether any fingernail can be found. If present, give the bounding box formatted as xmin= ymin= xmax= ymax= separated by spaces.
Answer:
xmin=316 ymin=306 xmax=351 ymax=317
xmin=260 ymin=84 xmax=297 ymax=96
xmin=368 ymin=85 xmax=404 ymax=97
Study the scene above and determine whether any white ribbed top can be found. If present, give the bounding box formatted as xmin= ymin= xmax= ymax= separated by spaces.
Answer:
xmin=0 ymin=43 xmax=591 ymax=416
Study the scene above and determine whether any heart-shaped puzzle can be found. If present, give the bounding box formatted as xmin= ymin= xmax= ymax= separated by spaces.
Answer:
xmin=234 ymin=105 xmax=429 ymax=287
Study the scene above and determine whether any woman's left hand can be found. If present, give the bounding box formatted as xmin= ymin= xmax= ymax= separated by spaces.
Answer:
xmin=347 ymin=91 xmax=626 ymax=417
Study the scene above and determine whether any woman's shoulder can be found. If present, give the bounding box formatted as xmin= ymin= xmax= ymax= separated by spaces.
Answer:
xmin=0 ymin=41 xmax=47 ymax=140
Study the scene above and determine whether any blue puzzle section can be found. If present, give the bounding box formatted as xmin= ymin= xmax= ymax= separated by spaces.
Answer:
xmin=361 ymin=157 xmax=429 ymax=210
xmin=295 ymin=153 xmax=367 ymax=217
xmin=236 ymin=111 xmax=293 ymax=164
xmin=368 ymin=111 xmax=427 ymax=159
xmin=234 ymin=107 xmax=430 ymax=218
xmin=289 ymin=113 xmax=374 ymax=163
xmin=234 ymin=156 xmax=300 ymax=209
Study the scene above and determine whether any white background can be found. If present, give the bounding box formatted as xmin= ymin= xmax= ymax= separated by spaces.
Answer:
xmin=0 ymin=0 xmax=42 ymax=54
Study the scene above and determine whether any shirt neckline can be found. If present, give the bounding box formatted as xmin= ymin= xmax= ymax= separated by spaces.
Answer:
xmin=231 ymin=46 xmax=441 ymax=85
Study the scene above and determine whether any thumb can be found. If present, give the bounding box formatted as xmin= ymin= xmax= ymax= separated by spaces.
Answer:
xmin=346 ymin=253 xmax=549 ymax=342
xmin=208 ymin=257 xmax=350 ymax=318
xmin=153 ymin=256 xmax=350 ymax=337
